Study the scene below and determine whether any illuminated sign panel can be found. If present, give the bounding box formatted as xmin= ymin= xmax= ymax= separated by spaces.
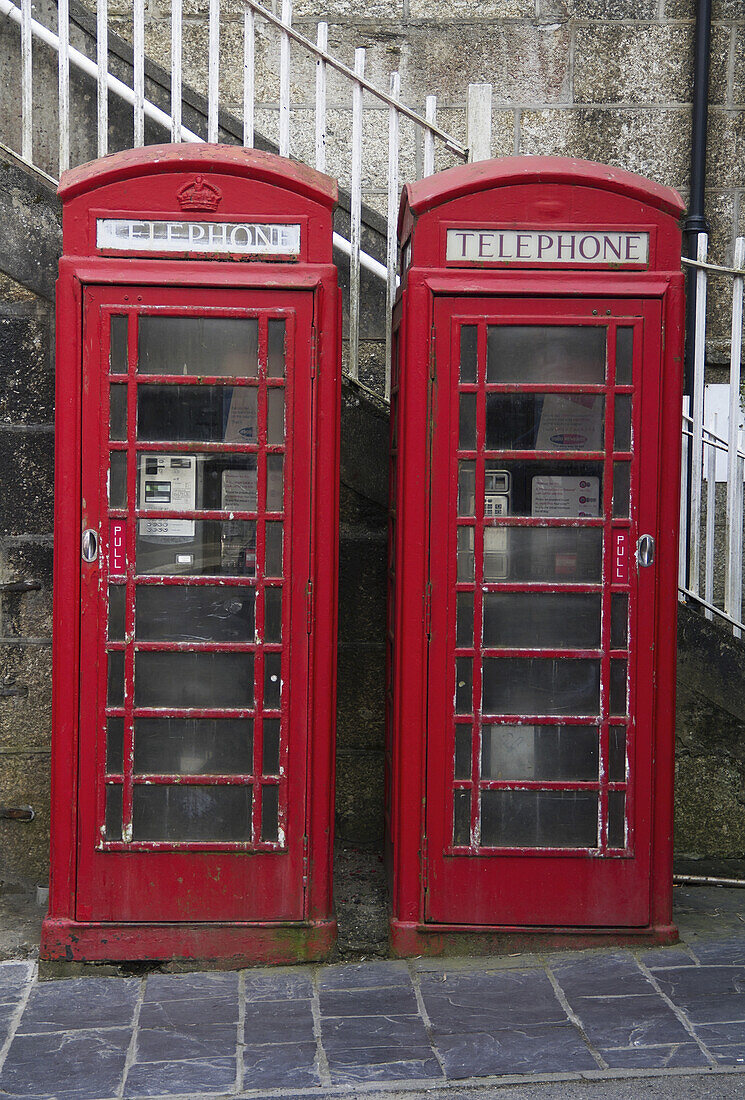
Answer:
xmin=96 ymin=218 xmax=302 ymax=256
xmin=446 ymin=228 xmax=649 ymax=266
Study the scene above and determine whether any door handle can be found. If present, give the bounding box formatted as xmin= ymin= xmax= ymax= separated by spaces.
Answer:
xmin=81 ymin=528 xmax=99 ymax=563
xmin=636 ymin=534 xmax=655 ymax=567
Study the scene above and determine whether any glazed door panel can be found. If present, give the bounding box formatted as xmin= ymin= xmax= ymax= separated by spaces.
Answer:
xmin=76 ymin=286 xmax=314 ymax=922
xmin=425 ymin=297 xmax=662 ymax=927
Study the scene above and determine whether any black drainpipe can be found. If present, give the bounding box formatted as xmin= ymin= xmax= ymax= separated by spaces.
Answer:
xmin=682 ymin=0 xmax=712 ymax=587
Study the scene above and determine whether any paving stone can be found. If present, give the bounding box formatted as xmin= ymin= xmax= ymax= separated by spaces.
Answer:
xmin=316 ymin=961 xmax=411 ymax=990
xmin=690 ymin=937 xmax=745 ymax=967
xmin=708 ymin=1044 xmax=745 ymax=1067
xmin=571 ymin=994 xmax=691 ymax=1048
xmin=143 ymin=971 xmax=239 ymax=1002
xmin=123 ymin=1056 xmax=236 ymax=1096
xmin=135 ymin=1023 xmax=238 ymax=1063
xmin=637 ymin=947 xmax=698 ymax=969
xmin=327 ymin=1051 xmax=442 ymax=1084
xmin=694 ymin=1019 xmax=745 ymax=1043
xmin=654 ymin=965 xmax=745 ymax=1002
xmin=549 ymin=952 xmax=656 ymax=998
xmin=672 ymin=993 xmax=745 ymax=1025
xmin=0 ymin=962 xmax=34 ymax=998
xmin=243 ymin=998 xmax=315 ymax=1045
xmin=17 ymin=977 xmax=139 ymax=1034
xmin=321 ymin=1013 xmax=430 ymax=1054
xmin=138 ymin=994 xmax=238 ymax=1030
xmin=320 ymin=984 xmax=419 ymax=1017
xmin=242 ymin=1042 xmax=320 ymax=1088
xmin=0 ymin=1028 xmax=131 ymax=1099
xmin=243 ymin=968 xmax=313 ymax=1001
xmin=419 ymin=969 xmax=567 ymax=1033
xmin=434 ymin=1024 xmax=598 ymax=1079
xmin=599 ymin=1043 xmax=709 ymax=1069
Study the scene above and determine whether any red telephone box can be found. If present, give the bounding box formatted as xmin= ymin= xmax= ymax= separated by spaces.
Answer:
xmin=42 ymin=145 xmax=340 ymax=965
xmin=387 ymin=157 xmax=685 ymax=953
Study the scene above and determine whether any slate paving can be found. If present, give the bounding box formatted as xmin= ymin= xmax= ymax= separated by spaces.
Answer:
xmin=1 ymin=905 xmax=745 ymax=1097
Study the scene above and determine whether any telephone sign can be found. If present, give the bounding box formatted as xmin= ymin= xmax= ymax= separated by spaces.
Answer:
xmin=43 ymin=146 xmax=341 ymax=966
xmin=388 ymin=157 xmax=685 ymax=953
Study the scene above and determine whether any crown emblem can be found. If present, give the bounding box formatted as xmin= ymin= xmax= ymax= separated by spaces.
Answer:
xmin=176 ymin=175 xmax=222 ymax=212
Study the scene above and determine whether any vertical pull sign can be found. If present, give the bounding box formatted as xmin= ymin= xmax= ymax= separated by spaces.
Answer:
xmin=636 ymin=534 xmax=655 ymax=567
xmin=81 ymin=529 xmax=98 ymax=563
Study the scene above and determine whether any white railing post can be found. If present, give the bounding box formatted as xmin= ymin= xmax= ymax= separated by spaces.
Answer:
xmin=679 ymin=396 xmax=691 ymax=596
xmin=705 ymin=419 xmax=716 ymax=620
xmin=243 ymin=4 xmax=254 ymax=148
xmin=734 ymin=458 xmax=744 ymax=639
xmin=97 ymin=0 xmax=108 ymax=156
xmin=423 ymin=94 xmax=436 ymax=178
xmin=385 ymin=71 xmax=401 ymax=402
xmin=689 ymin=232 xmax=708 ymax=596
xmin=57 ymin=0 xmax=69 ymax=174
xmin=725 ymin=236 xmax=745 ymax=633
xmin=171 ymin=0 xmax=182 ymax=142
xmin=278 ymin=0 xmax=292 ymax=157
xmin=466 ymin=83 xmax=492 ymax=163
xmin=314 ymin=21 xmax=327 ymax=173
xmin=133 ymin=0 xmax=145 ymax=146
xmin=20 ymin=0 xmax=32 ymax=162
xmin=349 ymin=46 xmax=365 ymax=383
xmin=208 ymin=0 xmax=220 ymax=142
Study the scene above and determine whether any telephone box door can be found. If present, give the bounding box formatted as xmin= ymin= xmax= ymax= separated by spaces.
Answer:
xmin=426 ymin=296 xmax=661 ymax=928
xmin=77 ymin=285 xmax=313 ymax=923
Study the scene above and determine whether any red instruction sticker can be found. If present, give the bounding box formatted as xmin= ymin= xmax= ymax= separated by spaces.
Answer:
xmin=110 ymin=521 xmax=126 ymax=575
xmin=613 ymin=530 xmax=629 ymax=584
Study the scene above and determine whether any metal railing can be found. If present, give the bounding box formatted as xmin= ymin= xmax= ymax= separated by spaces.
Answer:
xmin=0 ymin=0 xmax=497 ymax=399
xmin=680 ymin=236 xmax=745 ymax=637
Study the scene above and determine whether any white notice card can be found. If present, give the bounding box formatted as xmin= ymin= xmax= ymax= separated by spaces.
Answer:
xmin=535 ymin=395 xmax=603 ymax=451
xmin=221 ymin=470 xmax=257 ymax=512
xmin=532 ymin=476 xmax=600 ymax=517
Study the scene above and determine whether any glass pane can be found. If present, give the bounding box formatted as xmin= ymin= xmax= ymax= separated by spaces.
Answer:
xmin=612 ymin=463 xmax=630 ymax=517
xmin=608 ymin=790 xmax=626 ymax=847
xmin=135 ymin=585 xmax=255 ymax=642
xmin=138 ymin=453 xmax=257 ymax=512
xmin=267 ymin=388 xmax=285 ymax=445
xmin=458 ymin=461 xmax=475 ymax=516
xmin=134 ymin=718 xmax=253 ymax=775
xmin=110 ymin=315 xmax=128 ymax=374
xmin=137 ymin=385 xmax=258 ymax=443
xmin=261 ymin=785 xmax=279 ymax=842
xmin=454 ymin=727 xmax=471 ymax=779
xmin=453 ymin=789 xmax=470 ymax=845
xmin=262 ymin=719 xmax=280 ymax=775
xmin=486 ymin=394 xmax=604 ymax=452
xmin=460 ymin=325 xmax=477 ymax=383
xmin=267 ymin=455 xmax=284 ymax=511
xmin=481 ymin=790 xmax=598 ymax=848
xmin=455 ymin=657 xmax=472 ymax=714
xmin=457 ymin=526 xmax=475 ymax=581
xmin=485 ymin=526 xmax=603 ymax=584
xmin=110 ymin=385 xmax=127 ymax=440
xmin=614 ymin=395 xmax=632 ymax=452
xmin=610 ymin=594 xmax=628 ymax=649
xmin=133 ymin=784 xmax=252 ymax=841
xmin=105 ymin=785 xmax=122 ymax=841
xmin=135 ymin=652 xmax=254 ymax=708
xmin=481 ymin=724 xmax=598 ymax=781
xmin=264 ymin=588 xmax=282 ymax=643
xmin=264 ymin=652 xmax=282 ymax=709
xmin=108 ymin=585 xmax=126 ymax=641
xmin=610 ymin=659 xmax=628 ymax=716
xmin=483 ymin=593 xmax=601 ymax=649
xmin=267 ymin=319 xmax=285 ymax=378
xmin=109 ymin=452 xmax=127 ymax=509
xmin=107 ymin=650 xmax=124 ymax=706
xmin=459 ymin=393 xmax=477 ymax=450
xmin=609 ymin=725 xmax=626 ymax=782
xmin=616 ymin=327 xmax=633 ymax=385
xmin=487 ymin=326 xmax=606 ymax=384
xmin=456 ymin=591 xmax=474 ymax=647
xmin=137 ymin=519 xmax=256 ymax=577
xmin=484 ymin=468 xmax=511 ymax=518
xmin=265 ymin=522 xmax=283 ymax=576
xmin=138 ymin=317 xmax=259 ymax=377
xmin=106 ymin=717 xmax=124 ymax=773
xmin=483 ymin=658 xmax=601 ymax=716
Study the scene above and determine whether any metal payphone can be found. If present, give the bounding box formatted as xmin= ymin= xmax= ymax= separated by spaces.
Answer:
xmin=43 ymin=146 xmax=341 ymax=965
xmin=387 ymin=157 xmax=685 ymax=953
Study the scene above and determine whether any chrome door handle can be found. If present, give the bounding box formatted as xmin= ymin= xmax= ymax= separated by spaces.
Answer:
xmin=81 ymin=529 xmax=98 ymax=563
xmin=636 ymin=534 xmax=655 ymax=567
